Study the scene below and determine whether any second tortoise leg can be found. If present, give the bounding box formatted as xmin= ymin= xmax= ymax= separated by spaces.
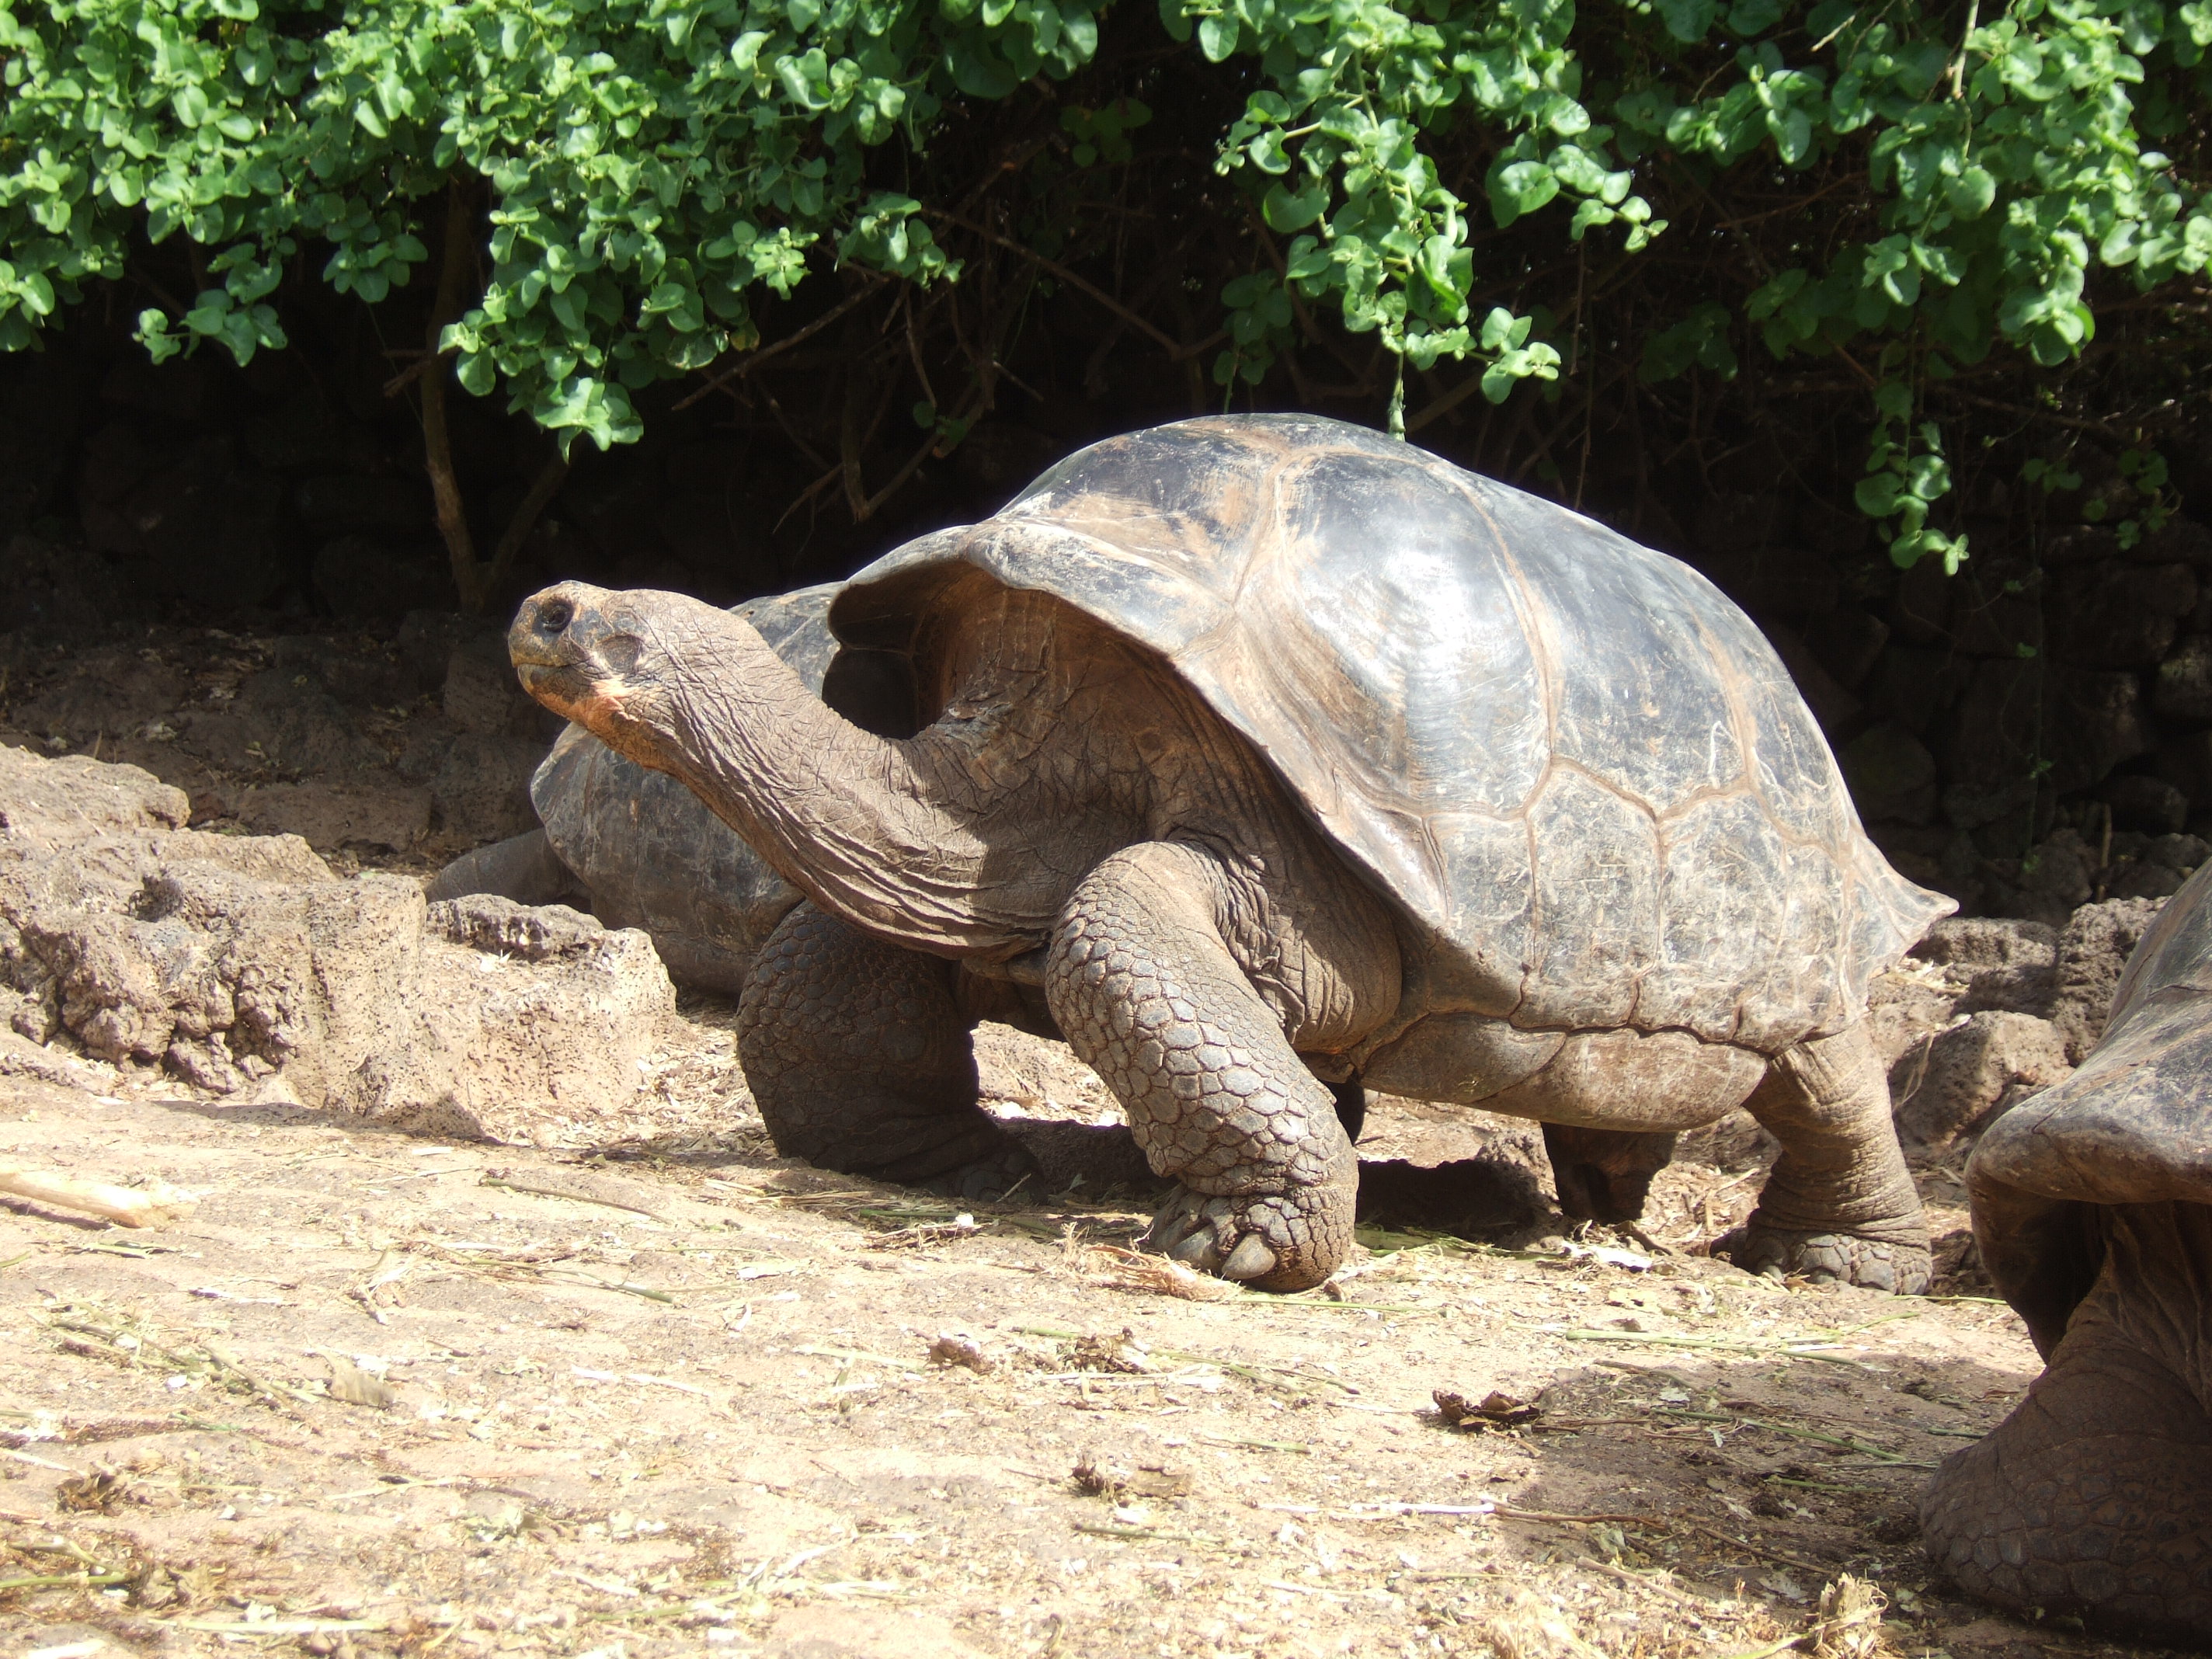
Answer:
xmin=736 ymin=900 xmax=1032 ymax=1195
xmin=1045 ymin=841 xmax=1357 ymax=1292
xmin=1722 ymin=1022 xmax=1930 ymax=1292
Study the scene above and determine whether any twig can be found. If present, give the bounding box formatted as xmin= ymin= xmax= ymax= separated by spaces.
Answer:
xmin=419 ymin=178 xmax=484 ymax=610
xmin=671 ymin=279 xmax=889 ymax=412
xmin=0 ymin=1569 xmax=130 ymax=1591
xmin=1549 ymin=1328 xmax=1876 ymax=1368
xmin=0 ymin=1161 xmax=197 ymax=1228
xmin=1932 ymin=387 xmax=2147 ymax=444
xmin=478 ymin=450 xmax=569 ymax=603
xmin=1655 ymin=1407 xmax=1938 ymax=1468
xmin=926 ymin=210 xmax=1188 ymax=358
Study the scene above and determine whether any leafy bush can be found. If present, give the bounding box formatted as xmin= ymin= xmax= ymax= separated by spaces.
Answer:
xmin=1 ymin=0 xmax=2206 ymax=570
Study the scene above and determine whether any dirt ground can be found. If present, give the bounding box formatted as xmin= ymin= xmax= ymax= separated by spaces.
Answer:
xmin=0 ymin=613 xmax=2175 ymax=1659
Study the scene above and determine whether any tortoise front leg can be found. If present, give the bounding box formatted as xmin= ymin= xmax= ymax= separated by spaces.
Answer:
xmin=737 ymin=901 xmax=1031 ymax=1194
xmin=1045 ymin=841 xmax=1356 ymax=1292
xmin=1922 ymin=1201 xmax=2212 ymax=1643
xmin=1721 ymin=1022 xmax=1930 ymax=1292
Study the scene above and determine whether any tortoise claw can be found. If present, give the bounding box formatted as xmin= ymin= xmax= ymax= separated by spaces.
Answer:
xmin=1139 ymin=1181 xmax=1347 ymax=1292
xmin=1220 ymin=1233 xmax=1278 ymax=1281
xmin=1714 ymin=1224 xmax=1929 ymax=1294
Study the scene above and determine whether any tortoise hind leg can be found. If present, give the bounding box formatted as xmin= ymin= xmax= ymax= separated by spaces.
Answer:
xmin=737 ymin=901 xmax=1031 ymax=1196
xmin=1720 ymin=1022 xmax=1930 ymax=1292
xmin=1543 ymin=1125 xmax=1678 ymax=1224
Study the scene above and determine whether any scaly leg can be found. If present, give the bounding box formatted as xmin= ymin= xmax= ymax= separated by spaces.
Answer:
xmin=1922 ymin=1202 xmax=2212 ymax=1643
xmin=737 ymin=901 xmax=1028 ymax=1192
xmin=1720 ymin=1021 xmax=1929 ymax=1292
xmin=1045 ymin=842 xmax=1355 ymax=1292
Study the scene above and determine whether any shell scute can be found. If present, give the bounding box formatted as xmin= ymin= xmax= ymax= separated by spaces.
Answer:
xmin=1645 ymin=791 xmax=1791 ymax=1041
xmin=1521 ymin=769 xmax=1664 ymax=1030
xmin=836 ymin=416 xmax=1950 ymax=1049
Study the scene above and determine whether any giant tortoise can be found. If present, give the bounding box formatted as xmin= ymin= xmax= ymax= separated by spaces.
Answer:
xmin=1923 ymin=861 xmax=2212 ymax=1642
xmin=506 ymin=414 xmax=1951 ymax=1293
xmin=439 ymin=582 xmax=1685 ymax=1214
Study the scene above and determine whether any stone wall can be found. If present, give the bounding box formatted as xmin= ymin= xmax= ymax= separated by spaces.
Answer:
xmin=4 ymin=311 xmax=2211 ymax=920
xmin=1666 ymin=468 xmax=2212 ymax=924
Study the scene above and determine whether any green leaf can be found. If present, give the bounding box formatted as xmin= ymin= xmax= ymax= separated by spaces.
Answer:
xmin=1262 ymin=180 xmax=1328 ymax=231
xmin=1489 ymin=160 xmax=1559 ymax=227
xmin=1654 ymin=0 xmax=1717 ymax=42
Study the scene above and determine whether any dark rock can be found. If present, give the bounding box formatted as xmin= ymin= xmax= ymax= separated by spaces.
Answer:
xmin=1889 ymin=558 xmax=1952 ymax=645
xmin=430 ymin=732 xmax=544 ymax=844
xmin=0 ymin=350 xmax=91 ymax=538
xmin=1868 ymin=821 xmax=1946 ymax=888
xmin=1842 ymin=722 xmax=1937 ymax=824
xmin=1947 ymin=564 xmax=2044 ymax=658
xmin=2155 ymin=729 xmax=2212 ymax=804
xmin=2155 ymin=635 xmax=2212 ymax=722
xmin=99 ymin=353 xmax=220 ymax=423
xmin=2144 ymin=831 xmax=2210 ymax=872
xmin=2043 ymin=527 xmax=2120 ymax=567
xmin=2050 ymin=896 xmax=2167 ymax=1060
xmin=1701 ymin=548 xmax=1840 ymax=620
xmin=1866 ymin=645 xmax=1974 ymax=737
xmin=2136 ymin=516 xmax=2212 ymax=565
xmin=1804 ymin=607 xmax=1890 ymax=691
xmin=1918 ymin=915 xmax=2061 ymax=1018
xmin=396 ymin=612 xmax=480 ymax=694
xmin=1913 ymin=916 xmax=2061 ymax=972
xmin=396 ymin=715 xmax=456 ymax=784
xmin=2047 ymin=666 xmax=2153 ymax=790
xmin=12 ymin=648 xmax=187 ymax=747
xmin=2047 ymin=561 xmax=2199 ymax=668
xmin=2107 ymin=858 xmax=2192 ymax=901
xmin=442 ymin=640 xmax=539 ymax=739
xmin=312 ymin=535 xmax=454 ymax=622
xmin=0 ymin=535 xmax=135 ymax=635
xmin=243 ymin=391 xmax=348 ymax=474
xmin=1796 ymin=499 xmax=1870 ymax=558
xmin=179 ymin=670 xmax=380 ymax=777
xmin=94 ymin=436 xmax=290 ymax=607
xmin=2099 ymin=831 xmax=2210 ymax=903
xmin=294 ymin=474 xmax=433 ymax=537
xmin=1890 ymin=1010 xmax=2071 ymax=1150
xmin=232 ymin=778 xmax=433 ymax=852
xmin=1942 ymin=659 xmax=2146 ymax=798
xmin=76 ymin=422 xmax=153 ymax=555
xmin=2097 ymin=774 xmax=2189 ymax=834
xmin=1978 ymin=829 xmax=2096 ymax=926
xmin=268 ymin=636 xmax=412 ymax=709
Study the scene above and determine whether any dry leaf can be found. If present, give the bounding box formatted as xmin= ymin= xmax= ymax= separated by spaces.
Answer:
xmin=327 ymin=1357 xmax=396 ymax=1409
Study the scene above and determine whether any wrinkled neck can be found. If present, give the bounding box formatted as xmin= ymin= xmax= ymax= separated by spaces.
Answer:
xmin=651 ymin=621 xmax=1031 ymax=959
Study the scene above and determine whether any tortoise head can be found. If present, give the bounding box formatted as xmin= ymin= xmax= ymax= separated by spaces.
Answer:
xmin=510 ymin=582 xmax=708 ymax=770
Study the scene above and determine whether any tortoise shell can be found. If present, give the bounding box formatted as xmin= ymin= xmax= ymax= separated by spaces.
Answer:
xmin=1967 ymin=863 xmax=2212 ymax=1351
xmin=833 ymin=413 xmax=1949 ymax=1053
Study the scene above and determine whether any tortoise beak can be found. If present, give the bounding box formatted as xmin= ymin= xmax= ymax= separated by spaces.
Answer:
xmin=510 ymin=582 xmax=642 ymax=721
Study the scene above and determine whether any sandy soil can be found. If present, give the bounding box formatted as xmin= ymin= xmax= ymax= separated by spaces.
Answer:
xmin=0 ymin=1041 xmax=2151 ymax=1659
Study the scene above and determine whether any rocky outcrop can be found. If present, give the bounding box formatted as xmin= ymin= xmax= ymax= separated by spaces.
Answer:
xmin=1873 ymin=896 xmax=2170 ymax=1156
xmin=0 ymin=743 xmax=672 ymax=1141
